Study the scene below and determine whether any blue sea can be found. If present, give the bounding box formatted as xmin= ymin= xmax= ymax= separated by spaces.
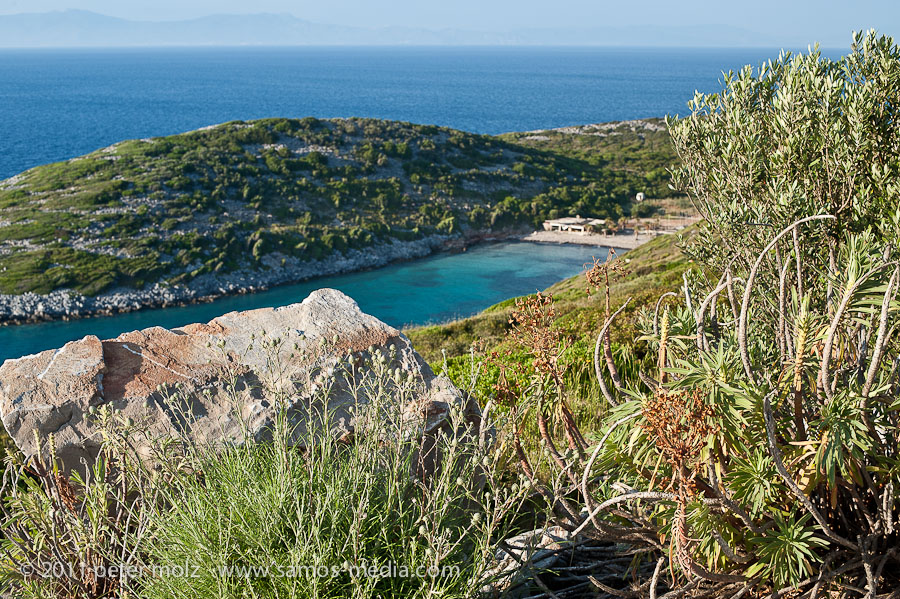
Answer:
xmin=0 ymin=46 xmax=844 ymax=360
xmin=0 ymin=46 xmax=842 ymax=180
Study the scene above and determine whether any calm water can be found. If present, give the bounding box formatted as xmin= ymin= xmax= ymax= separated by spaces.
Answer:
xmin=0 ymin=46 xmax=843 ymax=361
xmin=0 ymin=46 xmax=842 ymax=179
xmin=0 ymin=242 xmax=606 ymax=361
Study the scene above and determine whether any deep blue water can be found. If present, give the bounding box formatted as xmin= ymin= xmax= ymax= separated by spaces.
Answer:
xmin=0 ymin=46 xmax=841 ymax=179
xmin=0 ymin=242 xmax=607 ymax=362
xmin=0 ymin=46 xmax=845 ymax=361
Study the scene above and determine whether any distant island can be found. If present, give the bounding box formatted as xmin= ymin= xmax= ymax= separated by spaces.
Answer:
xmin=0 ymin=117 xmax=675 ymax=322
xmin=0 ymin=10 xmax=793 ymax=48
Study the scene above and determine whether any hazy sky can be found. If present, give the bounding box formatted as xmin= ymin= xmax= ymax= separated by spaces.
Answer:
xmin=0 ymin=0 xmax=896 ymax=42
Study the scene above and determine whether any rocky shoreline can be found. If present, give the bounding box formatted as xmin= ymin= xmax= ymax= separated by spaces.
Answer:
xmin=0 ymin=234 xmax=459 ymax=325
xmin=0 ymin=226 xmax=664 ymax=326
xmin=0 ymin=230 xmax=542 ymax=326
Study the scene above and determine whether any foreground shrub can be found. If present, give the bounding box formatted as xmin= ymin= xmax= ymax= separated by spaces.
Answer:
xmin=669 ymin=30 xmax=900 ymax=280
xmin=140 ymin=374 xmax=522 ymax=599
xmin=492 ymin=32 xmax=900 ymax=597
xmin=0 ymin=421 xmax=151 ymax=598
xmin=500 ymin=218 xmax=900 ymax=597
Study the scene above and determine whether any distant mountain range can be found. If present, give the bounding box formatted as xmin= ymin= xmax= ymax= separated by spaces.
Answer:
xmin=0 ymin=10 xmax=795 ymax=48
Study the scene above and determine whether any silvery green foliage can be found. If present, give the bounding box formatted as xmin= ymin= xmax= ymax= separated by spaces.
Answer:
xmin=668 ymin=30 xmax=900 ymax=278
xmin=550 ymin=33 xmax=900 ymax=598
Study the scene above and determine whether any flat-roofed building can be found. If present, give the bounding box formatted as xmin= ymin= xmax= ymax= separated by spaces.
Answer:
xmin=542 ymin=216 xmax=604 ymax=233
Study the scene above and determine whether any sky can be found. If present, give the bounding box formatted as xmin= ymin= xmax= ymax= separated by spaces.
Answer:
xmin=0 ymin=0 xmax=896 ymax=45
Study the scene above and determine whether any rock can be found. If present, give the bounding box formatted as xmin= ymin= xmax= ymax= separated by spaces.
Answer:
xmin=0 ymin=289 xmax=480 ymax=473
xmin=482 ymin=526 xmax=573 ymax=597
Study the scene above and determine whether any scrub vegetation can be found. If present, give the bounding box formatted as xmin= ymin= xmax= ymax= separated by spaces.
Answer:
xmin=0 ymin=117 xmax=675 ymax=295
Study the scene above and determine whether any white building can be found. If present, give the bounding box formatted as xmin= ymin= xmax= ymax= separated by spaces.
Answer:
xmin=542 ymin=216 xmax=604 ymax=233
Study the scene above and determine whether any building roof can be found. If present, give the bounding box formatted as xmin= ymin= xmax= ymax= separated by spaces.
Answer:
xmin=543 ymin=217 xmax=604 ymax=226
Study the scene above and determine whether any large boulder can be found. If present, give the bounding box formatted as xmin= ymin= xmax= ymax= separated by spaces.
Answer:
xmin=0 ymin=289 xmax=478 ymax=473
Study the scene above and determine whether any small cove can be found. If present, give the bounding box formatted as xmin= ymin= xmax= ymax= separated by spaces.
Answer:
xmin=0 ymin=241 xmax=609 ymax=362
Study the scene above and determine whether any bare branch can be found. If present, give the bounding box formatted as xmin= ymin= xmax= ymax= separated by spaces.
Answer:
xmin=821 ymin=261 xmax=900 ymax=402
xmin=862 ymin=266 xmax=898 ymax=396
xmin=594 ymin=299 xmax=632 ymax=406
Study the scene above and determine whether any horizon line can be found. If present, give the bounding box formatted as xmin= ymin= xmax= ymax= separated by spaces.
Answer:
xmin=0 ymin=43 xmax=850 ymax=51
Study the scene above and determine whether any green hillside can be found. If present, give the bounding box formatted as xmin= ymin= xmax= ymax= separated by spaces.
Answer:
xmin=405 ymin=227 xmax=696 ymax=437
xmin=0 ymin=117 xmax=676 ymax=296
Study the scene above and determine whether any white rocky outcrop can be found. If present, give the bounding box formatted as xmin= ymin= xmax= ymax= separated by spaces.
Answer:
xmin=0 ymin=289 xmax=479 ymax=473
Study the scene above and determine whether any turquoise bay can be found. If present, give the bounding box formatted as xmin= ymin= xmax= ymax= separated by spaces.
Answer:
xmin=0 ymin=242 xmax=608 ymax=362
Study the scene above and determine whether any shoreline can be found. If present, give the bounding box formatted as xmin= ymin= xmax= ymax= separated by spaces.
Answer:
xmin=0 ymin=234 xmax=451 ymax=326
xmin=0 ymin=229 xmax=660 ymax=327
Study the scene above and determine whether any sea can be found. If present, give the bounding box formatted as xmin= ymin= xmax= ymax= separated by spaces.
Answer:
xmin=0 ymin=46 xmax=843 ymax=360
xmin=0 ymin=46 xmax=845 ymax=180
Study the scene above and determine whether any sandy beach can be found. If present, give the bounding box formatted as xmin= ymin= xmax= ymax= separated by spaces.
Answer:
xmin=521 ymin=229 xmax=672 ymax=250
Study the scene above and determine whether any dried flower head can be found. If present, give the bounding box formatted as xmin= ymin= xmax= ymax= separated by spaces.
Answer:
xmin=641 ymin=387 xmax=716 ymax=494
xmin=507 ymin=292 xmax=562 ymax=378
xmin=584 ymin=250 xmax=629 ymax=296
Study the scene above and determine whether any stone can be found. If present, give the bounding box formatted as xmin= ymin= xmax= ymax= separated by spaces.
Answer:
xmin=0 ymin=288 xmax=479 ymax=473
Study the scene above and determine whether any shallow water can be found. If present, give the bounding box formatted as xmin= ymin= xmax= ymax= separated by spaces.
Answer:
xmin=0 ymin=241 xmax=608 ymax=362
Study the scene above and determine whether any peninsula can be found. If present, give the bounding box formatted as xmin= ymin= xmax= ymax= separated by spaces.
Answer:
xmin=0 ymin=117 xmax=677 ymax=323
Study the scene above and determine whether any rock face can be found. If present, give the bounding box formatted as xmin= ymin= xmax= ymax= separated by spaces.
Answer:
xmin=0 ymin=289 xmax=478 ymax=472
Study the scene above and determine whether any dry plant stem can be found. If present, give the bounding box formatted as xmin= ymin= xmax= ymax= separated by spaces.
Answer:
xmin=710 ymin=526 xmax=751 ymax=563
xmin=497 ymin=539 xmax=563 ymax=599
xmin=778 ymin=260 xmax=791 ymax=363
xmin=862 ymin=266 xmax=898 ymax=397
xmin=808 ymin=552 xmax=838 ymax=599
xmin=827 ymin=239 xmax=838 ymax=312
xmin=649 ymin=556 xmax=667 ymax=599
xmin=572 ymin=492 xmax=675 ymax=536
xmin=603 ymin=267 xmax=624 ymax=389
xmin=594 ymin=299 xmax=632 ymax=406
xmin=706 ymin=462 xmax=761 ymax=533
xmin=725 ymin=270 xmax=740 ymax=322
xmin=738 ymin=215 xmax=836 ymax=381
xmin=762 ymin=394 xmax=857 ymax=550
xmin=513 ymin=426 xmax=537 ymax=482
xmin=696 ymin=279 xmax=735 ymax=352
xmin=589 ymin=576 xmax=636 ymax=597
xmin=793 ymin=226 xmax=805 ymax=299
xmin=861 ymin=536 xmax=876 ymax=599
xmin=658 ymin=579 xmax=699 ymax=599
xmin=558 ymin=402 xmax=588 ymax=453
xmin=774 ymin=246 xmax=786 ymax=359
xmin=538 ymin=410 xmax=580 ymax=487
xmin=874 ymin=547 xmax=897 ymax=586
xmin=682 ymin=272 xmax=695 ymax=317
xmin=778 ymin=557 xmax=866 ymax=599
